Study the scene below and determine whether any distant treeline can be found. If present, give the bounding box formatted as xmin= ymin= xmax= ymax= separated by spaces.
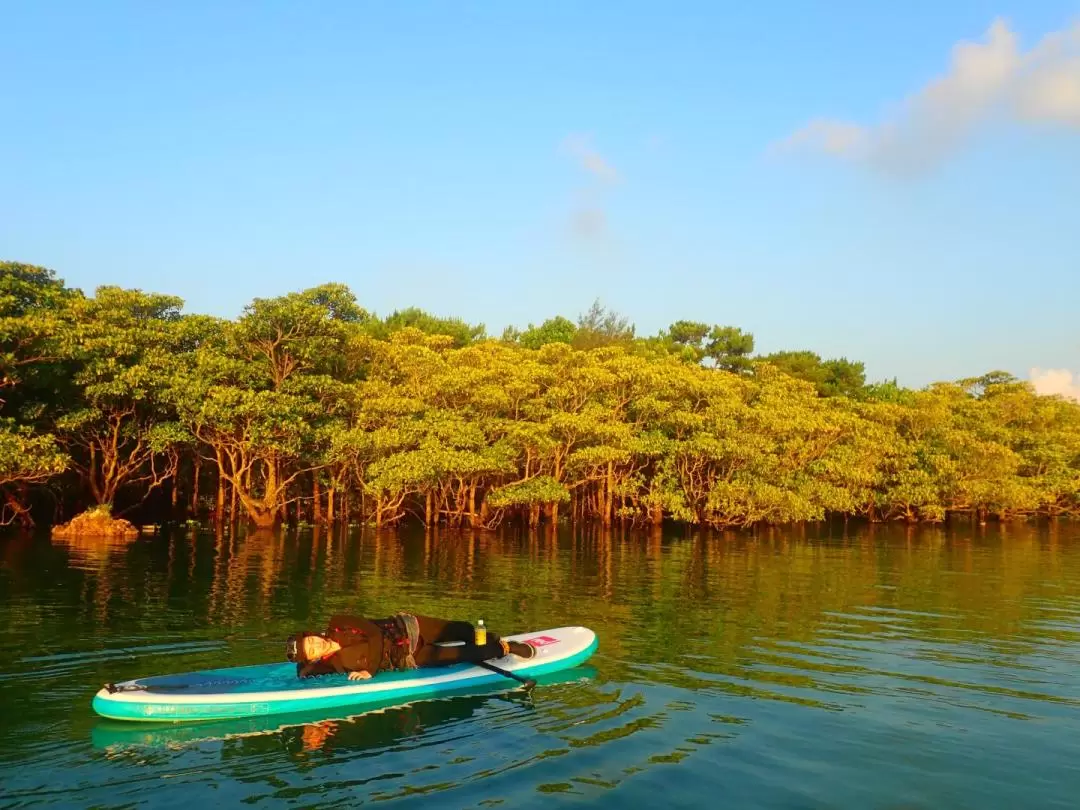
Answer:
xmin=2 ymin=260 xmax=1078 ymax=530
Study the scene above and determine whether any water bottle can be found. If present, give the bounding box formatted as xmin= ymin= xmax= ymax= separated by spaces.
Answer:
xmin=475 ymin=619 xmax=486 ymax=646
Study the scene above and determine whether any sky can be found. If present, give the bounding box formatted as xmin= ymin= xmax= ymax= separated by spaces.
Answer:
xmin=3 ymin=1 xmax=1079 ymax=394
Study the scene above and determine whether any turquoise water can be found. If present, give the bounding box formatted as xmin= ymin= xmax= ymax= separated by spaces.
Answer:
xmin=2 ymin=522 xmax=1080 ymax=808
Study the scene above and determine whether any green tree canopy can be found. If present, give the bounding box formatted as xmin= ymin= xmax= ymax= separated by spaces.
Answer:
xmin=759 ymin=349 xmax=867 ymax=398
xmin=2 ymin=261 xmax=1078 ymax=530
xmin=368 ymin=307 xmax=486 ymax=348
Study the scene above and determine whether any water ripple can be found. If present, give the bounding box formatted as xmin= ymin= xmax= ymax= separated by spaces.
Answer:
xmin=3 ymin=524 xmax=1080 ymax=808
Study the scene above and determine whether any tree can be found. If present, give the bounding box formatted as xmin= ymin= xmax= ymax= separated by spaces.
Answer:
xmin=53 ymin=287 xmax=190 ymax=509
xmin=653 ymin=321 xmax=755 ymax=372
xmin=178 ymin=384 xmax=328 ymax=529
xmin=0 ymin=419 xmax=68 ymax=524
xmin=704 ymin=325 xmax=755 ymax=373
xmin=661 ymin=320 xmax=710 ymax=363
xmin=573 ymin=300 xmax=635 ymax=349
xmin=517 ymin=316 xmax=578 ymax=350
xmin=172 ymin=286 xmax=363 ymax=528
xmin=232 ymin=284 xmax=366 ymax=390
xmin=0 ymin=261 xmax=78 ymax=412
xmin=369 ymin=307 xmax=485 ymax=348
xmin=759 ymin=349 xmax=866 ymax=398
xmin=4 ymin=262 xmax=1080 ymax=531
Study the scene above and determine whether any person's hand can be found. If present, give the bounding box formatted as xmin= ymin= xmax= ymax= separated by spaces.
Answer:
xmin=347 ymin=670 xmax=372 ymax=681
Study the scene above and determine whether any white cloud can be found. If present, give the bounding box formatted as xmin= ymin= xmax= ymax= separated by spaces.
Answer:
xmin=561 ymin=133 xmax=621 ymax=184
xmin=569 ymin=207 xmax=607 ymax=239
xmin=774 ymin=18 xmax=1080 ymax=172
xmin=1029 ymin=367 xmax=1080 ymax=402
xmin=560 ymin=134 xmax=621 ymax=244
xmin=777 ymin=119 xmax=868 ymax=157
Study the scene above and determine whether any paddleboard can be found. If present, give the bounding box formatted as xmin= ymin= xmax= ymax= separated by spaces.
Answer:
xmin=92 ymin=625 xmax=597 ymax=722
xmin=91 ymin=665 xmax=599 ymax=750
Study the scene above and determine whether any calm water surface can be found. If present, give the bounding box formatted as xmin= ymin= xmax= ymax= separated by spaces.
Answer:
xmin=2 ymin=522 xmax=1080 ymax=808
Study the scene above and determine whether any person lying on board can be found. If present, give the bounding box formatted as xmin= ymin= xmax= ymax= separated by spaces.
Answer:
xmin=285 ymin=612 xmax=536 ymax=680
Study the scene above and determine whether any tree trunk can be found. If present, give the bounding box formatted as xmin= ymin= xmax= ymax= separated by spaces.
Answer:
xmin=229 ymin=479 xmax=237 ymax=525
xmin=327 ymin=486 xmax=335 ymax=525
xmin=249 ymin=506 xmax=277 ymax=530
xmin=375 ymin=495 xmax=383 ymax=529
xmin=425 ymin=490 xmax=433 ymax=526
xmin=479 ymin=497 xmax=490 ymax=526
xmin=651 ymin=501 xmax=663 ymax=526
xmin=170 ymin=476 xmax=179 ymax=516
xmin=216 ymin=470 xmax=225 ymax=520
xmin=313 ymin=474 xmax=322 ymax=525
xmin=603 ymin=463 xmax=613 ymax=526
xmin=87 ymin=443 xmax=101 ymax=504
xmin=191 ymin=456 xmax=201 ymax=517
xmin=528 ymin=503 xmax=540 ymax=528
xmin=468 ymin=482 xmax=478 ymax=528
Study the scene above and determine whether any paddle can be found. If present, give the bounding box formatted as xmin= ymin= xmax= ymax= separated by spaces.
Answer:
xmin=434 ymin=640 xmax=537 ymax=690
xmin=476 ymin=660 xmax=537 ymax=690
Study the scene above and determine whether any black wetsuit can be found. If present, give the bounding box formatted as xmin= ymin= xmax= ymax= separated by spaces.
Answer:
xmin=297 ymin=614 xmax=509 ymax=678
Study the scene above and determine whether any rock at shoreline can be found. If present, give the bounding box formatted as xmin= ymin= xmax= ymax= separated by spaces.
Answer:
xmin=51 ymin=506 xmax=139 ymax=539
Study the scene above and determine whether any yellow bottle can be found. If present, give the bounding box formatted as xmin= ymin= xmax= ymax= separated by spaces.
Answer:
xmin=475 ymin=619 xmax=486 ymax=646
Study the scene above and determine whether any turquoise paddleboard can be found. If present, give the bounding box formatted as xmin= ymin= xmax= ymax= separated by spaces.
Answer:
xmin=92 ymin=625 xmax=598 ymax=722
xmin=91 ymin=665 xmax=599 ymax=751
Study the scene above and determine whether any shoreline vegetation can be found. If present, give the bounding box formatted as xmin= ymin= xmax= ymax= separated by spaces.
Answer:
xmin=50 ymin=504 xmax=138 ymax=539
xmin=2 ymin=260 xmax=1078 ymax=535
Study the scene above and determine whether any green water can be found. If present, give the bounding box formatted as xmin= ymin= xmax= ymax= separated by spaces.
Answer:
xmin=2 ymin=522 xmax=1080 ymax=808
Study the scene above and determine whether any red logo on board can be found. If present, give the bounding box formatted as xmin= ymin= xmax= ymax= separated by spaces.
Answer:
xmin=524 ymin=635 xmax=558 ymax=647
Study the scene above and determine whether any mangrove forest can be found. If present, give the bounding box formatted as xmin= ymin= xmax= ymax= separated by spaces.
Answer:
xmin=2 ymin=260 xmax=1078 ymax=531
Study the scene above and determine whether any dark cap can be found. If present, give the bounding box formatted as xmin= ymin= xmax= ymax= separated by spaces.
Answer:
xmin=286 ymin=632 xmax=310 ymax=663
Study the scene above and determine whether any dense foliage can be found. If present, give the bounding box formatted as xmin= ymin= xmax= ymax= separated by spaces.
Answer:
xmin=2 ymin=261 xmax=1078 ymax=530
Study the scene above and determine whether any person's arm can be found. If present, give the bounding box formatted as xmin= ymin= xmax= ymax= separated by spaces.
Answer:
xmin=365 ymin=627 xmax=384 ymax=677
xmin=336 ymin=617 xmax=386 ymax=677
xmin=338 ymin=639 xmax=380 ymax=679
xmin=297 ymin=654 xmax=346 ymax=679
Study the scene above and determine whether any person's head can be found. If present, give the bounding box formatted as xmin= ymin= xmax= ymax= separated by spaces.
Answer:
xmin=286 ymin=632 xmax=337 ymax=663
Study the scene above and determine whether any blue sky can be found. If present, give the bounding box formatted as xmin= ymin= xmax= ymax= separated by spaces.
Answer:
xmin=3 ymin=1 xmax=1079 ymax=391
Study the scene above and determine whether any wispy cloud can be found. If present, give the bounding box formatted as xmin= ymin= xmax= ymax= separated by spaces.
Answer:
xmin=560 ymin=134 xmax=621 ymax=244
xmin=773 ymin=18 xmax=1080 ymax=173
xmin=1030 ymin=368 xmax=1080 ymax=402
xmin=562 ymin=133 xmax=621 ymax=184
xmin=569 ymin=207 xmax=607 ymax=239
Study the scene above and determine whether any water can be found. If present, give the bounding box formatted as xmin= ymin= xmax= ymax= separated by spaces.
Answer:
xmin=2 ymin=522 xmax=1080 ymax=809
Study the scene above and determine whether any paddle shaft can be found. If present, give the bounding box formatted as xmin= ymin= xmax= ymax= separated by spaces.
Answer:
xmin=476 ymin=660 xmax=537 ymax=689
xmin=436 ymin=641 xmax=537 ymax=689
